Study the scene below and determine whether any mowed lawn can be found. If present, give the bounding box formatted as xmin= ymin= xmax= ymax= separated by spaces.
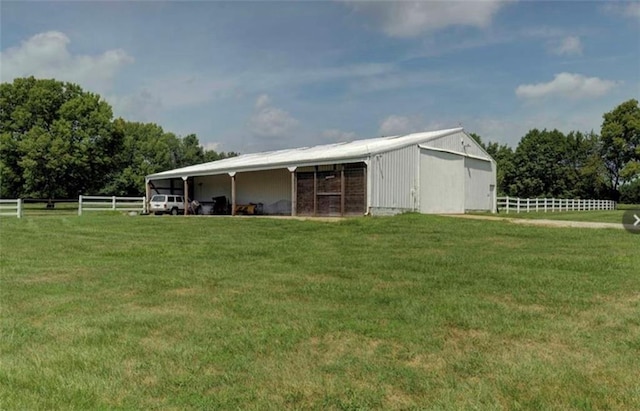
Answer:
xmin=492 ymin=209 xmax=630 ymax=224
xmin=1 ymin=214 xmax=639 ymax=410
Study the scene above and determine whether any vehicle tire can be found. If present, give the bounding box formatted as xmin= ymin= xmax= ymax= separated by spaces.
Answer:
xmin=170 ymin=207 xmax=179 ymax=216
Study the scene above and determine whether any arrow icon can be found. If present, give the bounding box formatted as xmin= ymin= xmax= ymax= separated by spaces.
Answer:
xmin=622 ymin=210 xmax=640 ymax=234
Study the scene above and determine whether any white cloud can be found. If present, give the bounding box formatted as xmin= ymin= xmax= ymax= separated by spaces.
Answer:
xmin=255 ymin=94 xmax=271 ymax=110
xmin=0 ymin=31 xmax=133 ymax=93
xmin=603 ymin=2 xmax=640 ymax=19
xmin=249 ymin=94 xmax=298 ymax=139
xmin=321 ymin=129 xmax=357 ymax=143
xmin=550 ymin=36 xmax=583 ymax=56
xmin=202 ymin=142 xmax=221 ymax=152
xmin=515 ymin=73 xmax=617 ymax=100
xmin=379 ymin=115 xmax=424 ymax=136
xmin=346 ymin=1 xmax=509 ymax=37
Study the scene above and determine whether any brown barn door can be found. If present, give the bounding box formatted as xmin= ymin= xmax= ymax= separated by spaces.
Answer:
xmin=296 ymin=163 xmax=366 ymax=216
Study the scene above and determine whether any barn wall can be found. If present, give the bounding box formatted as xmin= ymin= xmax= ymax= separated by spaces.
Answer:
xmin=464 ymin=157 xmax=495 ymax=211
xmin=236 ymin=168 xmax=291 ymax=207
xmin=194 ymin=174 xmax=231 ymax=201
xmin=425 ymin=131 xmax=489 ymax=159
xmin=369 ymin=145 xmax=418 ymax=214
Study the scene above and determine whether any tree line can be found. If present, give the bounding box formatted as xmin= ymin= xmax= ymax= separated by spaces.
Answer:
xmin=1 ymin=77 xmax=639 ymax=202
xmin=473 ymin=98 xmax=639 ymax=203
xmin=0 ymin=77 xmax=236 ymax=199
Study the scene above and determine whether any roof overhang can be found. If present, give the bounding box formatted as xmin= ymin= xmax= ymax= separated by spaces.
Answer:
xmin=147 ymin=155 xmax=370 ymax=181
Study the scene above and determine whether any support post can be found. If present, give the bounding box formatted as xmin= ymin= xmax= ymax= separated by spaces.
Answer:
xmin=112 ymin=196 xmax=116 ymax=211
xmin=183 ymin=177 xmax=189 ymax=215
xmin=313 ymin=166 xmax=318 ymax=216
xmin=17 ymin=199 xmax=22 ymax=219
xmin=340 ymin=166 xmax=345 ymax=216
xmin=288 ymin=167 xmax=297 ymax=216
xmin=230 ymin=172 xmax=236 ymax=216
xmin=145 ymin=179 xmax=151 ymax=213
xmin=78 ymin=195 xmax=83 ymax=216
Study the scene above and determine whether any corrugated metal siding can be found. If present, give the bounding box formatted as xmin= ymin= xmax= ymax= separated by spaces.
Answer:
xmin=424 ymin=131 xmax=490 ymax=160
xmin=464 ymin=157 xmax=495 ymax=211
xmin=370 ymin=145 xmax=419 ymax=211
xmin=419 ymin=149 xmax=465 ymax=213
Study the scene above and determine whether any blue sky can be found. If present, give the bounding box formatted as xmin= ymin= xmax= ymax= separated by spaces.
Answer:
xmin=2 ymin=1 xmax=639 ymax=154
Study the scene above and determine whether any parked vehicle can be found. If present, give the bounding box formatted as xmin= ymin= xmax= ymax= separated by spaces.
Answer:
xmin=149 ymin=194 xmax=185 ymax=215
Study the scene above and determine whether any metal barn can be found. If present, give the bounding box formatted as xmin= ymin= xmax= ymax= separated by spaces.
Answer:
xmin=145 ymin=127 xmax=496 ymax=216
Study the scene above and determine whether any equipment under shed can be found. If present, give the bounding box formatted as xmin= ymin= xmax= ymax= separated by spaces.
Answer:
xmin=145 ymin=127 xmax=497 ymax=216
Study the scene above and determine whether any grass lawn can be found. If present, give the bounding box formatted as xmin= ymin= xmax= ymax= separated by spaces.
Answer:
xmin=1 ymin=214 xmax=639 ymax=409
xmin=494 ymin=210 xmax=628 ymax=224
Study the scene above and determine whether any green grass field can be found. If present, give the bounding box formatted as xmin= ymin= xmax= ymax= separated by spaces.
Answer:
xmin=494 ymin=209 xmax=627 ymax=224
xmin=1 ymin=214 xmax=639 ymax=410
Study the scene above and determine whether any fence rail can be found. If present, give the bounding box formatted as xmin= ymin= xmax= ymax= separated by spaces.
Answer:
xmin=497 ymin=197 xmax=616 ymax=214
xmin=78 ymin=195 xmax=146 ymax=216
xmin=0 ymin=199 xmax=22 ymax=218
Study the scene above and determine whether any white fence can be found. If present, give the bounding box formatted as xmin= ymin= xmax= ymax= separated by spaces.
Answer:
xmin=0 ymin=199 xmax=22 ymax=218
xmin=78 ymin=195 xmax=146 ymax=216
xmin=497 ymin=197 xmax=616 ymax=214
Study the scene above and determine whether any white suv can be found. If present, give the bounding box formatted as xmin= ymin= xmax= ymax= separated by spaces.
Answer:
xmin=149 ymin=195 xmax=185 ymax=215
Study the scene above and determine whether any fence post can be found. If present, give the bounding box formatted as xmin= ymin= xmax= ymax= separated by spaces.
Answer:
xmin=112 ymin=196 xmax=116 ymax=210
xmin=517 ymin=197 xmax=521 ymax=213
xmin=505 ymin=196 xmax=509 ymax=214
xmin=526 ymin=198 xmax=530 ymax=213
xmin=17 ymin=199 xmax=22 ymax=218
xmin=78 ymin=195 xmax=83 ymax=216
xmin=142 ymin=196 xmax=147 ymax=214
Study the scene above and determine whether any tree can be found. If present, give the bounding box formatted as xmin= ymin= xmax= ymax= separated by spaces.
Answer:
xmin=506 ymin=129 xmax=576 ymax=198
xmin=600 ymin=99 xmax=640 ymax=200
xmin=0 ymin=77 xmax=121 ymax=198
xmin=564 ymin=131 xmax=607 ymax=199
xmin=102 ymin=120 xmax=182 ymax=196
xmin=101 ymin=121 xmax=238 ymax=196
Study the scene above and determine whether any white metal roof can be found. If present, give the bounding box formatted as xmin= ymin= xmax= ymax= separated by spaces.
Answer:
xmin=147 ymin=127 xmax=465 ymax=180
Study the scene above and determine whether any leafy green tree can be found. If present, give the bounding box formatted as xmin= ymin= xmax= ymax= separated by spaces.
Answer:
xmin=506 ymin=129 xmax=575 ymax=198
xmin=564 ymin=131 xmax=607 ymax=199
xmin=102 ymin=121 xmax=237 ymax=196
xmin=102 ymin=120 xmax=181 ymax=196
xmin=204 ymin=149 xmax=238 ymax=163
xmin=600 ymin=99 xmax=640 ymax=200
xmin=505 ymin=129 xmax=610 ymax=199
xmin=176 ymin=134 xmax=205 ymax=167
xmin=1 ymin=77 xmax=120 ymax=198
